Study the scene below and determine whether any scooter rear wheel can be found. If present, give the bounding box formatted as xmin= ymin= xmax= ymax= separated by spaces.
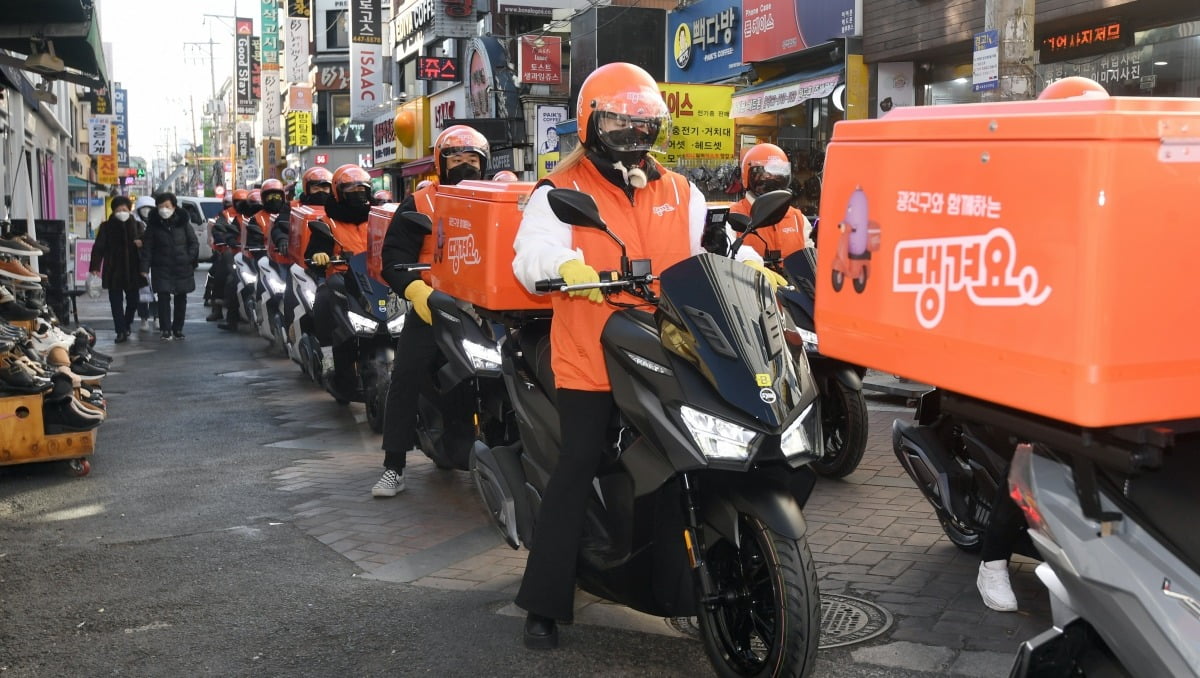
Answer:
xmin=698 ymin=513 xmax=819 ymax=678
xmin=811 ymin=380 xmax=867 ymax=479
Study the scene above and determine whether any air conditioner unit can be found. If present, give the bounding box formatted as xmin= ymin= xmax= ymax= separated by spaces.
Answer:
xmin=24 ymin=51 xmax=64 ymax=76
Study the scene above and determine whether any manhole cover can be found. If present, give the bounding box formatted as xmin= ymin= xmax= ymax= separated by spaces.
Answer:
xmin=820 ymin=593 xmax=892 ymax=649
xmin=664 ymin=593 xmax=891 ymax=649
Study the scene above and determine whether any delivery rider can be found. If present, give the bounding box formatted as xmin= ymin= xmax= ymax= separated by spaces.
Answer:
xmin=218 ymin=189 xmax=264 ymax=331
xmin=276 ymin=166 xmax=334 ymax=331
xmin=726 ymin=143 xmax=814 ymax=258
xmin=207 ymin=189 xmax=247 ymax=322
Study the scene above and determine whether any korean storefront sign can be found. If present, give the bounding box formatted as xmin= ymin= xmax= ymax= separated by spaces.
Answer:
xmin=288 ymin=85 xmax=312 ymax=111
xmin=235 ymin=18 xmax=255 ymax=115
xmin=668 ymin=0 xmax=742 ymax=84
xmin=1041 ymin=21 xmax=1129 ymax=64
xmin=287 ymin=111 xmax=313 ymax=148
xmin=429 ymin=84 xmax=466 ymax=136
xmin=535 ymin=104 xmax=567 ymax=178
xmin=316 ymin=63 xmax=351 ymax=91
xmin=372 ymin=110 xmax=397 ymax=165
xmin=417 ymin=56 xmax=458 ymax=82
xmin=518 ymin=36 xmax=561 ymax=85
xmin=742 ymin=0 xmax=856 ymax=63
xmin=286 ymin=17 xmax=310 ymax=83
xmin=113 ymin=87 xmax=128 ymax=166
xmin=729 ymin=72 xmax=838 ymax=117
xmin=350 ymin=0 xmax=383 ymax=120
xmin=657 ymin=83 xmax=735 ymax=164
xmin=262 ymin=0 xmax=280 ymax=66
xmin=88 ymin=117 xmax=111 ymax=157
xmin=97 ymin=127 xmax=118 ymax=185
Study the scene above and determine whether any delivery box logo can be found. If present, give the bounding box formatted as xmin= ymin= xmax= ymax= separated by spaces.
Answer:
xmin=831 ymin=187 xmax=882 ymax=293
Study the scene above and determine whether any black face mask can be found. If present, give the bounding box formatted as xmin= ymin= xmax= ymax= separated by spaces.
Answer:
xmin=240 ymin=204 xmax=261 ymax=217
xmin=302 ymin=192 xmax=331 ymax=206
xmin=445 ymin=163 xmax=481 ymax=185
xmin=609 ymin=149 xmax=648 ymax=168
xmin=263 ymin=196 xmax=286 ymax=214
xmin=752 ymin=176 xmax=790 ymax=195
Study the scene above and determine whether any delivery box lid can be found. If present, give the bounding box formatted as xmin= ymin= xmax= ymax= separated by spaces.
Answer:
xmin=438 ymin=179 xmax=535 ymax=204
xmin=834 ymin=78 xmax=1200 ymax=143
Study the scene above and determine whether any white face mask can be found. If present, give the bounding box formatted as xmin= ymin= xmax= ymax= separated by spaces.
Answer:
xmin=158 ymin=207 xmax=174 ymax=219
xmin=114 ymin=211 xmax=131 ymax=222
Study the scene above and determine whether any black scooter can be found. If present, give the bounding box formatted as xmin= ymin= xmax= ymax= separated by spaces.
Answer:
xmin=472 ymin=189 xmax=823 ymax=677
xmin=726 ymin=213 xmax=869 ymax=478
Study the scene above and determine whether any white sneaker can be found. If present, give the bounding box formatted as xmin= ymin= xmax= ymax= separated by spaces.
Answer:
xmin=977 ymin=560 xmax=1018 ymax=612
xmin=371 ymin=469 xmax=405 ymax=497
xmin=139 ymin=319 xmax=150 ymax=332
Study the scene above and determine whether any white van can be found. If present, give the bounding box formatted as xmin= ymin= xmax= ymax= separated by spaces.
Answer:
xmin=176 ymin=196 xmax=224 ymax=261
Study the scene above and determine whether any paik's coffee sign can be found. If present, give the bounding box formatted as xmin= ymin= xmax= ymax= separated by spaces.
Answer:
xmin=668 ymin=0 xmax=743 ymax=84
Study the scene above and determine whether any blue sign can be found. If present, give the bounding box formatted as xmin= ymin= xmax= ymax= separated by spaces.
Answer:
xmin=972 ymin=30 xmax=999 ymax=92
xmin=667 ymin=0 xmax=744 ymax=84
xmin=114 ymin=87 xmax=129 ymax=167
xmin=71 ymin=197 xmax=105 ymax=206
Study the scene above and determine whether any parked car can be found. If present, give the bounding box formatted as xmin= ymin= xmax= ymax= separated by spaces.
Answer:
xmin=177 ymin=196 xmax=223 ymax=261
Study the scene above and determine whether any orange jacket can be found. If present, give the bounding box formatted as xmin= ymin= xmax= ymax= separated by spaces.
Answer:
xmin=315 ymin=215 xmax=369 ymax=274
xmin=412 ymin=183 xmax=438 ymax=284
xmin=529 ymin=162 xmax=694 ymax=392
xmin=728 ymin=198 xmax=812 ymax=259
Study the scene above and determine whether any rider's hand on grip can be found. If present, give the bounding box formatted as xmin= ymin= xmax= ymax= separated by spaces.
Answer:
xmin=404 ymin=280 xmax=434 ymax=325
xmin=558 ymin=259 xmax=604 ymax=304
xmin=743 ymin=259 xmax=788 ymax=292
xmin=312 ymin=252 xmax=330 ymax=267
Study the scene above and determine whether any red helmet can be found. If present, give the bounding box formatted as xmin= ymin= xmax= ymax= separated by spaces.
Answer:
xmin=434 ymin=125 xmax=489 ymax=178
xmin=491 ymin=170 xmax=518 ymax=182
xmin=260 ymin=178 xmax=286 ymax=198
xmin=302 ymin=166 xmax=333 ymax=193
xmin=741 ymin=143 xmax=791 ymax=195
xmin=247 ymin=189 xmax=263 ymax=205
xmin=232 ymin=189 xmax=250 ymax=202
xmin=373 ymin=189 xmax=392 ymax=202
xmin=331 ymin=165 xmax=372 ymax=202
xmin=576 ymin=62 xmax=670 ymax=156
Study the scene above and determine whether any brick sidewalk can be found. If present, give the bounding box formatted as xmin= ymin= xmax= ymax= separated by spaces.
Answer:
xmin=258 ymin=364 xmax=1050 ymax=675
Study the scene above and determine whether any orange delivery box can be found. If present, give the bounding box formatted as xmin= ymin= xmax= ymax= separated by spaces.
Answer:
xmin=814 ymin=77 xmax=1200 ymax=428
xmin=288 ymin=204 xmax=325 ymax=264
xmin=366 ymin=203 xmax=397 ymax=285
xmin=430 ymin=180 xmax=552 ymax=312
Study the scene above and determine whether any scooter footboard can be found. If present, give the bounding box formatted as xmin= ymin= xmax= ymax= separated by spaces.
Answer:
xmin=470 ymin=441 xmax=532 ymax=549
xmin=699 ymin=466 xmax=815 ymax=542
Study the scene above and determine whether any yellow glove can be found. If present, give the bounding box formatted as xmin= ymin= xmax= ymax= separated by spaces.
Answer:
xmin=558 ymin=259 xmax=604 ymax=304
xmin=312 ymin=252 xmax=331 ymax=266
xmin=404 ymin=280 xmax=434 ymax=325
xmin=744 ymin=259 xmax=789 ymax=292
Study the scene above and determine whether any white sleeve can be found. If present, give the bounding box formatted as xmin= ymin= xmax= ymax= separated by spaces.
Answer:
xmin=802 ymin=213 xmax=815 ymax=249
xmin=512 ymin=184 xmax=582 ymax=293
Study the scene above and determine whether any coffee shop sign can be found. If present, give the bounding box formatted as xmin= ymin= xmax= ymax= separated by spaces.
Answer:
xmin=397 ymin=0 xmax=474 ymax=43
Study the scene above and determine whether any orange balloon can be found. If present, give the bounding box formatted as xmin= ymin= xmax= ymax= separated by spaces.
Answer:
xmin=394 ymin=107 xmax=415 ymax=146
xmin=1038 ymin=76 xmax=1108 ymax=101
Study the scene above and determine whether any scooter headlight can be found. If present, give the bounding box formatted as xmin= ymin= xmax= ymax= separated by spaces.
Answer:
xmin=781 ymin=402 xmax=819 ymax=460
xmin=386 ymin=314 xmax=406 ymax=335
xmin=462 ymin=338 xmax=502 ymax=372
xmin=266 ymin=277 xmax=286 ymax=295
xmin=680 ymin=405 xmax=757 ymax=462
xmin=347 ymin=310 xmax=379 ymax=335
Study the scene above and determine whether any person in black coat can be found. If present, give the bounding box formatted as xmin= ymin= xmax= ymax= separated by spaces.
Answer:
xmin=89 ymin=196 xmax=146 ymax=343
xmin=140 ymin=192 xmax=199 ymax=340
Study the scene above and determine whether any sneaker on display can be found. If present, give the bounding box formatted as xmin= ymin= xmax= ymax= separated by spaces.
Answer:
xmin=0 ymin=259 xmax=41 ymax=283
xmin=371 ymin=469 xmax=405 ymax=497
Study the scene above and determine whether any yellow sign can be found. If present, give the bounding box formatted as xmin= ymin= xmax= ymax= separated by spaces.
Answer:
xmin=755 ymin=373 xmax=771 ymax=387
xmin=286 ymin=111 xmax=313 ymax=148
xmin=656 ymin=83 xmax=735 ymax=165
xmin=97 ymin=126 xmax=118 ymax=185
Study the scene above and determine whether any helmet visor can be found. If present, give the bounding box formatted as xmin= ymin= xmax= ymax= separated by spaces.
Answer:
xmin=591 ymin=91 xmax=670 ymax=154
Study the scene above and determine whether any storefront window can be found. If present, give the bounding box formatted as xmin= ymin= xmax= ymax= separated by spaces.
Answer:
xmin=1036 ymin=23 xmax=1200 ymax=97
xmin=330 ymin=94 xmax=367 ymax=145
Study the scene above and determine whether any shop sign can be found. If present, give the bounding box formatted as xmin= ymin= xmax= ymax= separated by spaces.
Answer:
xmin=491 ymin=148 xmax=515 ymax=172
xmin=288 ymin=0 xmax=311 ymax=17
xmin=372 ymin=110 xmax=397 ymax=165
xmin=657 ymin=83 xmax=734 ymax=164
xmin=236 ymin=18 xmax=255 ymax=114
xmin=285 ymin=17 xmax=310 ymax=82
xmin=972 ymin=30 xmax=999 ymax=92
xmin=1038 ymin=47 xmax=1145 ymax=90
xmin=535 ymin=104 xmax=567 ymax=178
xmin=288 ymin=85 xmax=313 ymax=111
xmin=464 ymin=37 xmax=521 ymax=120
xmin=351 ymin=0 xmax=383 ymax=120
xmin=395 ymin=0 xmax=478 ymax=59
xmin=1041 ymin=21 xmax=1129 ymax=64
xmin=97 ymin=131 xmax=118 ymax=185
xmin=876 ymin=62 xmax=914 ymax=116
xmin=668 ymin=0 xmax=742 ymax=84
xmin=742 ymin=0 xmax=855 ymax=63
xmin=729 ymin=73 xmax=838 ymax=117
xmin=262 ymin=0 xmax=281 ymax=66
xmin=287 ymin=111 xmax=314 ymax=147
xmin=429 ymin=85 xmax=466 ymax=136
xmin=496 ymin=0 xmax=591 ymax=15
xmin=88 ymin=117 xmax=111 ymax=156
xmin=251 ymin=36 xmax=262 ymax=104
xmin=114 ymin=87 xmax=128 ymax=166
xmin=262 ymin=71 xmax=283 ymax=137
xmin=518 ymin=36 xmax=561 ymax=85
xmin=316 ymin=63 xmax=351 ymax=91
xmin=88 ymin=87 xmax=112 ymax=116
xmin=417 ymin=56 xmax=459 ymax=81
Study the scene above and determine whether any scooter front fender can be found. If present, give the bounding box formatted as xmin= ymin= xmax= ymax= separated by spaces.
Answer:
xmin=700 ymin=466 xmax=815 ymax=542
xmin=807 ymin=352 xmax=863 ymax=391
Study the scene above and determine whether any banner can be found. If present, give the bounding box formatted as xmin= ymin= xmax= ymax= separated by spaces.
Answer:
xmin=668 ymin=0 xmax=744 ymax=84
xmin=876 ymin=62 xmax=914 ymax=116
xmin=235 ymin=18 xmax=254 ymax=115
xmin=534 ymin=104 xmax=567 ymax=178
xmin=97 ymin=128 xmax=118 ymax=185
xmin=518 ymin=36 xmax=561 ymax=84
xmin=287 ymin=111 xmax=313 ymax=148
xmin=372 ymin=110 xmax=397 ymax=165
xmin=729 ymin=72 xmax=839 ymax=117
xmin=742 ymin=0 xmax=856 ymax=62
xmin=262 ymin=70 xmax=282 ymax=137
xmin=285 ymin=17 xmax=310 ymax=83
xmin=237 ymin=129 xmax=253 ymax=160
xmin=251 ymin=36 xmax=262 ymax=105
xmin=287 ymin=0 xmax=310 ymax=17
xmin=88 ymin=117 xmax=111 ymax=156
xmin=262 ymin=0 xmax=280 ymax=67
xmin=350 ymin=0 xmax=383 ymax=120
xmin=113 ymin=87 xmax=129 ymax=166
xmin=287 ymin=85 xmax=312 ymax=112
xmin=656 ymin=82 xmax=735 ymax=164
xmin=74 ymin=239 xmax=94 ymax=285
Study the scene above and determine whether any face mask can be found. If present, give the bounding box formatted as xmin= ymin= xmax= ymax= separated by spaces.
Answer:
xmin=445 ymin=163 xmax=481 ymax=185
xmin=114 ymin=211 xmax=131 ymax=222
xmin=264 ymin=196 xmax=285 ymax=213
xmin=752 ymin=176 xmax=790 ymax=195
xmin=303 ymin=192 xmax=331 ymax=206
xmin=138 ymin=208 xmax=152 ymax=221
xmin=158 ymin=207 xmax=174 ymax=219
xmin=343 ymin=191 xmax=371 ymax=208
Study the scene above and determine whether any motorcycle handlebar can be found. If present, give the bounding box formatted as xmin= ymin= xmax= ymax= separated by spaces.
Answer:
xmin=305 ymin=258 xmax=347 ymax=266
xmin=533 ymin=275 xmax=655 ymax=294
xmin=391 ymin=263 xmax=432 ymax=272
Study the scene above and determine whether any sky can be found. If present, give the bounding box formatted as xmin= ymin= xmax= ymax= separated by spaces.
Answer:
xmin=96 ymin=0 xmax=265 ymax=163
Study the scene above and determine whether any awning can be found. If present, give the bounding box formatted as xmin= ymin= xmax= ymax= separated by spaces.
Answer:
xmin=730 ymin=64 xmax=843 ymax=119
xmin=0 ymin=0 xmax=108 ymax=88
xmin=67 ymin=176 xmax=104 ymax=191
xmin=400 ymin=156 xmax=434 ymax=177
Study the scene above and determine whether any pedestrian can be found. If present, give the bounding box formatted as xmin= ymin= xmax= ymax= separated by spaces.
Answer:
xmin=509 ymin=62 xmax=781 ymax=649
xmin=375 ymin=125 xmax=491 ymax=498
xmin=140 ymin=192 xmax=198 ymax=341
xmin=89 ymin=196 xmax=145 ymax=343
xmin=133 ymin=196 xmax=157 ymax=331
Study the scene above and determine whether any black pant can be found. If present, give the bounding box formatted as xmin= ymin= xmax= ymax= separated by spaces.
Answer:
xmin=381 ymin=311 xmax=438 ymax=471
xmin=980 ymin=461 xmax=1035 ymax=562
xmin=515 ymin=389 xmax=614 ymax=622
xmin=108 ymin=286 xmax=138 ymax=334
xmin=157 ymin=292 xmax=187 ymax=333
xmin=210 ymin=250 xmax=231 ymax=302
xmin=223 ymin=253 xmax=243 ymax=322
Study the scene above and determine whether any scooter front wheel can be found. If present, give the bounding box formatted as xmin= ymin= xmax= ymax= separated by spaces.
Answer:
xmin=812 ymin=380 xmax=867 ymax=479
xmin=697 ymin=513 xmax=819 ymax=678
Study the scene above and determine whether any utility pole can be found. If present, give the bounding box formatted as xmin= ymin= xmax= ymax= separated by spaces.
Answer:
xmin=983 ymin=0 xmax=1036 ymax=101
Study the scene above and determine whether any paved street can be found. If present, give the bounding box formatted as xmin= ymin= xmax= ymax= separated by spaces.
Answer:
xmin=0 ymin=278 xmax=1050 ymax=676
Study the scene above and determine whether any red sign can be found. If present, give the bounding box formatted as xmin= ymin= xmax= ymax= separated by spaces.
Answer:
xmin=316 ymin=64 xmax=351 ymax=91
xmin=1040 ymin=21 xmax=1129 ymax=63
xmin=315 ymin=153 xmax=329 ymax=165
xmin=417 ymin=56 xmax=459 ymax=82
xmin=518 ymin=36 xmax=561 ymax=85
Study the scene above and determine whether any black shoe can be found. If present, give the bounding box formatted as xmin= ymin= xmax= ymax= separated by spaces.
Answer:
xmin=0 ymin=359 xmax=49 ymax=394
xmin=160 ymin=331 xmax=173 ymax=341
xmin=0 ymin=300 xmax=37 ymax=321
xmin=114 ymin=332 xmax=129 ymax=344
xmin=42 ymin=397 xmax=102 ymax=434
xmin=523 ymin=613 xmax=559 ymax=650
xmin=172 ymin=331 xmax=185 ymax=340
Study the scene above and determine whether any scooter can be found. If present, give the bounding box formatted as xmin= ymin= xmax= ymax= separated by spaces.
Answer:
xmin=285 ymin=257 xmax=325 ymax=382
xmin=255 ymin=254 xmax=289 ymax=353
xmin=231 ymin=247 xmax=266 ymax=331
xmin=471 ymin=189 xmax=823 ymax=676
xmin=728 ymin=213 xmax=869 ymax=478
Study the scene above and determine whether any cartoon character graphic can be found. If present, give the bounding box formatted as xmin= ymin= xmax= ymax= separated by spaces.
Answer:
xmin=832 ymin=187 xmax=881 ymax=293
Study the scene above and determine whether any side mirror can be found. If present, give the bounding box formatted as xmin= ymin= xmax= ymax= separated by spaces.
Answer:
xmin=748 ymin=190 xmax=792 ymax=232
xmin=402 ymin=211 xmax=432 ymax=234
xmin=547 ymin=188 xmax=607 ymax=231
xmin=725 ymin=212 xmax=751 ymax=233
xmin=307 ymin=219 xmax=333 ymax=239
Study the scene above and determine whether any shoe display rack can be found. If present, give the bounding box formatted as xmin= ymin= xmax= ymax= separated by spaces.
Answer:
xmin=0 ymin=392 xmax=95 ymax=476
